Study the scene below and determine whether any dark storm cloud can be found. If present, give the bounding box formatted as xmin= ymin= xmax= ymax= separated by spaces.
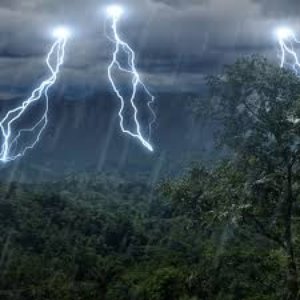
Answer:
xmin=0 ymin=0 xmax=296 ymax=98
xmin=253 ymin=0 xmax=300 ymax=17
xmin=151 ymin=0 xmax=207 ymax=8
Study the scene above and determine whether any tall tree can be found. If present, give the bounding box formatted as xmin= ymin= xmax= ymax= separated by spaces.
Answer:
xmin=193 ymin=56 xmax=300 ymax=299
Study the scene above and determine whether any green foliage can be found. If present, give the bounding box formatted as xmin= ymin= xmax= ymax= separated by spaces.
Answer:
xmin=190 ymin=55 xmax=300 ymax=299
xmin=0 ymin=171 xmax=284 ymax=300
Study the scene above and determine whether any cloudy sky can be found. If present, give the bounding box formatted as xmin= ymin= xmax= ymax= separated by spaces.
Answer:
xmin=0 ymin=0 xmax=299 ymax=100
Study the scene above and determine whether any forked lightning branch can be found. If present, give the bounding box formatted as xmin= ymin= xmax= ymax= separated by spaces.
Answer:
xmin=0 ymin=27 xmax=70 ymax=162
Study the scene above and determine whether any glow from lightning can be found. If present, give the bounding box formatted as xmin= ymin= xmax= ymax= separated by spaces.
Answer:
xmin=276 ymin=27 xmax=300 ymax=74
xmin=0 ymin=27 xmax=70 ymax=162
xmin=106 ymin=5 xmax=156 ymax=152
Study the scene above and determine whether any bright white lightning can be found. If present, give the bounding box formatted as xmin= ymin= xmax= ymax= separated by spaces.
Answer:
xmin=276 ymin=27 xmax=300 ymax=74
xmin=53 ymin=27 xmax=71 ymax=39
xmin=106 ymin=5 xmax=156 ymax=152
xmin=0 ymin=27 xmax=70 ymax=162
xmin=107 ymin=5 xmax=124 ymax=18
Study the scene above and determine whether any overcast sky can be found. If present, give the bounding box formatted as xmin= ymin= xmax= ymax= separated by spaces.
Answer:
xmin=0 ymin=0 xmax=299 ymax=100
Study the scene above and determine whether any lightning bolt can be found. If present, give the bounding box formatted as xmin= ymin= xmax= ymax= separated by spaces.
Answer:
xmin=0 ymin=30 xmax=69 ymax=163
xmin=277 ymin=27 xmax=300 ymax=74
xmin=106 ymin=5 xmax=156 ymax=152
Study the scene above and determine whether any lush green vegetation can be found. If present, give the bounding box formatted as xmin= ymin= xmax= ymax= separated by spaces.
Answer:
xmin=1 ymin=56 xmax=300 ymax=299
xmin=0 ymin=172 xmax=284 ymax=300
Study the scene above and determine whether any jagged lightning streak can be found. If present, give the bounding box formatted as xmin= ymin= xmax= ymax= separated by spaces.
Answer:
xmin=0 ymin=27 xmax=70 ymax=162
xmin=276 ymin=27 xmax=300 ymax=74
xmin=106 ymin=5 xmax=156 ymax=152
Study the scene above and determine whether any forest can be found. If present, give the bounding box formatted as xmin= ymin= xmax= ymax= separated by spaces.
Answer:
xmin=0 ymin=56 xmax=300 ymax=300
